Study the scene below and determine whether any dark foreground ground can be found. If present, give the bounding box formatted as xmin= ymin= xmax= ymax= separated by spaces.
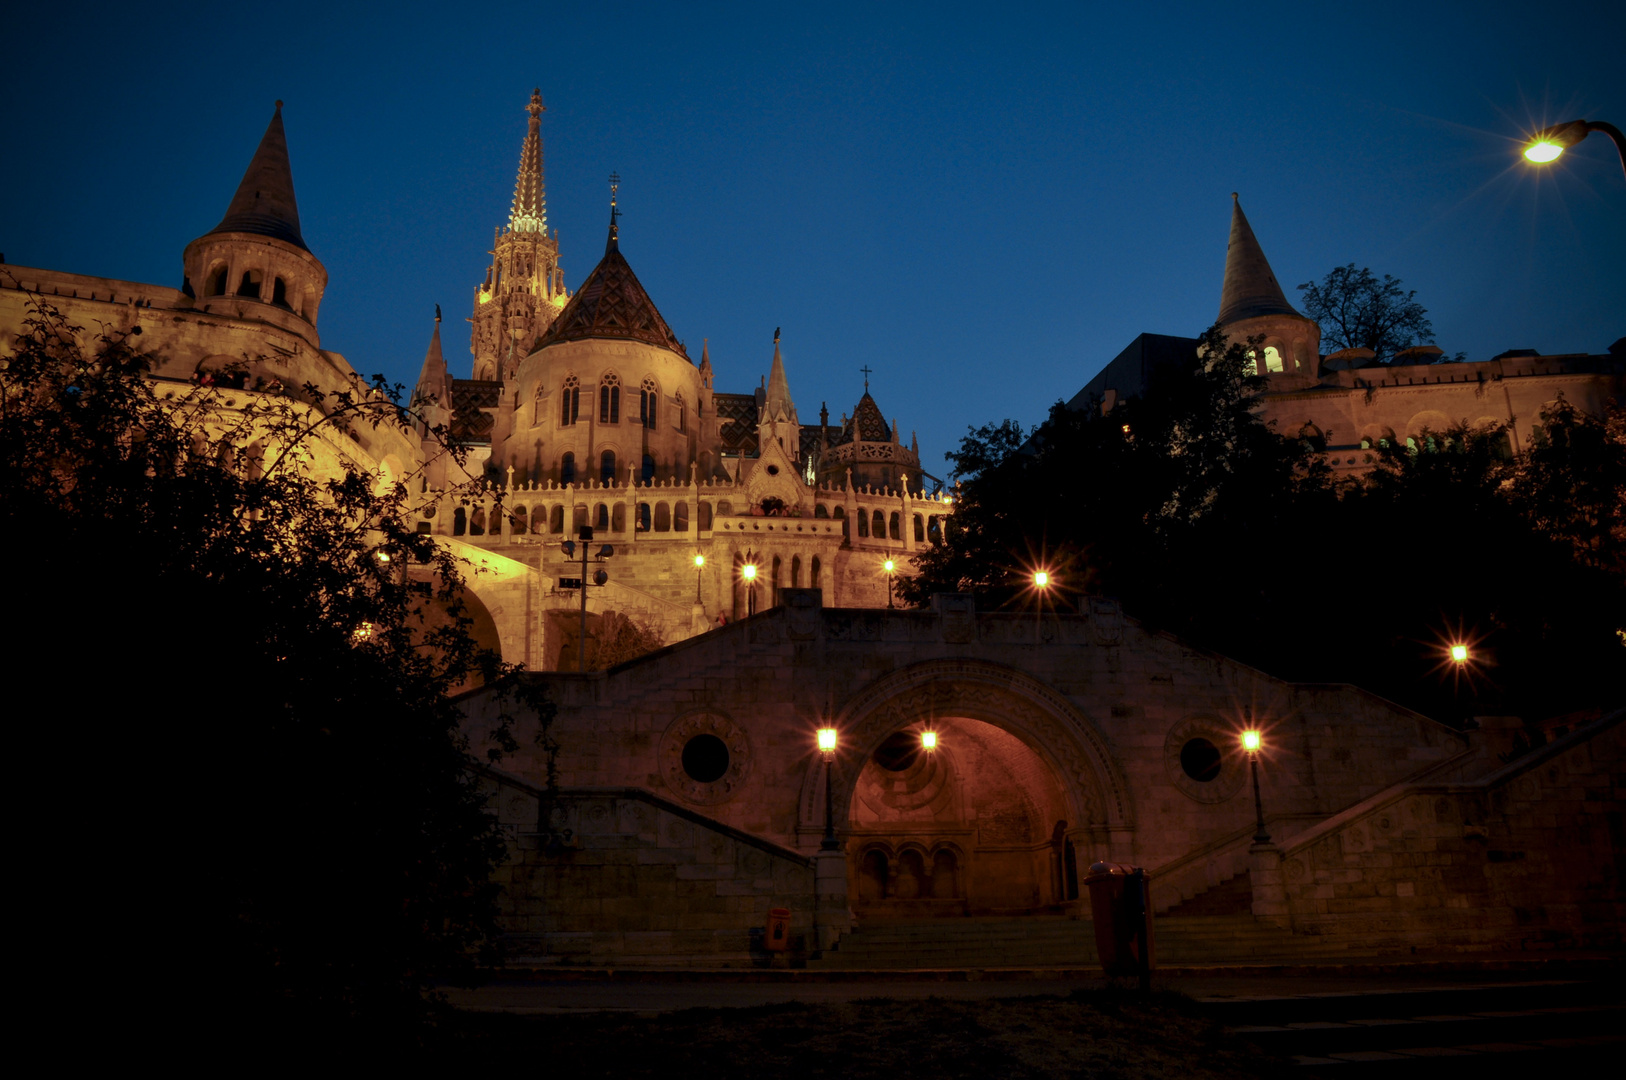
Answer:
xmin=427 ymin=987 xmax=1277 ymax=1077
xmin=412 ymin=963 xmax=1624 ymax=1077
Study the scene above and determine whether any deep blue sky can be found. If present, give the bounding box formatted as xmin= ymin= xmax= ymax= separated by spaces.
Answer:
xmin=5 ymin=2 xmax=1622 ymax=475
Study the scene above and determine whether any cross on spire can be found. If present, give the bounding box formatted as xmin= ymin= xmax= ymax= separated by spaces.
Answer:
xmin=859 ymin=364 xmax=873 ymax=391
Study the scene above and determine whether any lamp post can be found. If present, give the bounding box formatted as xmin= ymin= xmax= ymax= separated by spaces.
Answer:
xmin=817 ymin=727 xmax=839 ymax=851
xmin=883 ymin=557 xmax=896 ymax=609
xmin=742 ymin=562 xmax=757 ymax=616
xmin=693 ymin=552 xmax=705 ymax=604
xmin=1524 ymin=119 xmax=1626 ymax=182
xmin=562 ymin=525 xmax=612 ymax=671
xmin=1243 ymin=729 xmax=1269 ymax=844
xmin=1033 ymin=569 xmax=1051 ymax=644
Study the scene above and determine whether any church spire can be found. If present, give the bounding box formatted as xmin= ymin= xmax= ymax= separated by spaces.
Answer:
xmin=764 ymin=327 xmax=797 ymax=423
xmin=414 ymin=305 xmax=450 ymax=407
xmin=606 ymin=172 xmax=621 ymax=253
xmin=208 ymin=100 xmax=307 ymax=250
xmin=1217 ymin=193 xmax=1300 ymax=325
xmin=508 ymin=90 xmax=547 ymax=233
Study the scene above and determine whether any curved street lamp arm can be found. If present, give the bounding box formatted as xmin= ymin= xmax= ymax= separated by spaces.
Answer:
xmin=1583 ymin=121 xmax=1626 ymax=182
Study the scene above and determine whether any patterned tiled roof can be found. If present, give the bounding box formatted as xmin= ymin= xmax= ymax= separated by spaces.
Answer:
xmin=534 ymin=234 xmax=688 ymax=359
xmin=714 ymin=392 xmax=758 ymax=455
xmin=449 ymin=378 xmax=502 ymax=444
xmin=833 ymin=391 xmax=890 ymax=445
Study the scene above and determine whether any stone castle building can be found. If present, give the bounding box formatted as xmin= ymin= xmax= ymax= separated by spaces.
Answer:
xmin=4 ymin=96 xmax=1619 ymax=969
xmin=1070 ymin=194 xmax=1624 ymax=465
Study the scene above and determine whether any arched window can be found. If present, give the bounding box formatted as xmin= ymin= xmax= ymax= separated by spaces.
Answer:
xmin=599 ymin=373 xmax=621 ymax=423
xmin=771 ymin=556 xmax=783 ymax=607
xmin=612 ymin=504 xmax=627 ymax=532
xmin=640 ymin=378 xmax=658 ymax=429
xmin=791 ymin=554 xmax=802 ymax=587
xmin=1263 ymin=345 xmax=1285 ymax=373
xmin=595 ymin=503 xmax=609 ymax=530
xmin=913 ymin=514 xmax=924 ymax=542
xmin=549 ymin=505 xmax=564 ymax=532
xmin=698 ymin=502 xmax=713 ymax=530
xmin=811 ymin=556 xmax=821 ymax=589
xmin=204 ymin=265 xmax=229 ymax=297
xmin=654 ymin=502 xmax=671 ymax=531
xmin=642 ymin=454 xmax=656 ymax=483
xmin=834 ymin=505 xmax=847 ymax=538
xmin=601 ymin=450 xmax=617 ymax=485
xmin=271 ymin=277 xmax=289 ymax=308
xmin=873 ymin=510 xmax=886 ymax=538
xmin=674 ymin=502 xmax=690 ymax=532
xmin=673 ymin=391 xmax=686 ymax=433
xmin=573 ymin=505 xmax=589 ymax=532
xmin=857 ymin=509 xmax=869 ymax=538
xmin=815 ymin=503 xmax=829 ymax=518
xmin=560 ymin=451 xmax=576 ymax=485
xmin=559 ymin=375 xmax=580 ymax=426
xmin=637 ymin=503 xmax=651 ymax=531
xmin=237 ymin=270 xmax=263 ymax=299
xmin=889 ymin=512 xmax=900 ymax=540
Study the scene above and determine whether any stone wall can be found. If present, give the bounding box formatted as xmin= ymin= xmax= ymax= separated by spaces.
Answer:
xmin=1271 ymin=710 xmax=1625 ymax=951
xmin=478 ymin=770 xmax=819 ymax=966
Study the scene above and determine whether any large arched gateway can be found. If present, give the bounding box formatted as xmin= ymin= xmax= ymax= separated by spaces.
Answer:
xmin=794 ymin=659 xmax=1132 ymax=916
xmin=460 ymin=590 xmax=1474 ymax=966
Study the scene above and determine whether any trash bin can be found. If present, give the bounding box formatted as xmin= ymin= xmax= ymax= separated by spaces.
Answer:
xmin=765 ymin=907 xmax=792 ymax=952
xmin=1083 ymin=862 xmax=1154 ymax=988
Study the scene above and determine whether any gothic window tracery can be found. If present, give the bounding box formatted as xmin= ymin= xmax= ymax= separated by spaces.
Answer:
xmin=600 ymin=373 xmax=621 ymax=424
xmin=673 ymin=391 xmax=686 ymax=433
xmin=559 ymin=374 xmax=580 ymax=426
xmin=640 ymin=378 xmax=658 ymax=429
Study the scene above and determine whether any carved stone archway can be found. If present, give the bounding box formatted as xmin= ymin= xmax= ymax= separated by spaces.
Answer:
xmin=797 ymin=659 xmax=1133 ymax=851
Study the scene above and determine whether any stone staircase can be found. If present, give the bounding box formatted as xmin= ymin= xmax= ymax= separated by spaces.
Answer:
xmin=811 ymin=914 xmax=1391 ymax=970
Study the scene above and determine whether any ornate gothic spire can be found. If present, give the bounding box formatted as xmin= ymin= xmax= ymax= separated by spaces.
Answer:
xmin=508 ymin=89 xmax=547 ymax=233
xmin=1217 ymin=193 xmax=1300 ymax=325
xmin=764 ymin=327 xmax=797 ymax=423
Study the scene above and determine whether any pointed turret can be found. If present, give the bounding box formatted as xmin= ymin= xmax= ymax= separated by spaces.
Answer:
xmin=508 ymin=90 xmax=547 ymax=233
xmin=763 ymin=328 xmax=798 ymax=424
xmin=1217 ymin=194 xmax=1300 ymax=326
xmin=207 ymin=101 xmax=308 ymax=250
xmin=534 ymin=207 xmax=688 ymax=360
xmin=414 ymin=305 xmax=451 ymax=410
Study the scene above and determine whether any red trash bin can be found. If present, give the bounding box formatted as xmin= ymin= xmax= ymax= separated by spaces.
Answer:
xmin=765 ymin=907 xmax=792 ymax=952
xmin=1083 ymin=862 xmax=1154 ymax=988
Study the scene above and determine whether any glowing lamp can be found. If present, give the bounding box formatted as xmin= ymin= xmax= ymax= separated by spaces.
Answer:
xmin=921 ymin=730 xmax=938 ymax=751
xmin=1242 ymin=730 xmax=1262 ymax=754
xmin=693 ymin=553 xmax=705 ymax=568
xmin=817 ymin=727 xmax=838 ymax=755
xmin=742 ymin=563 xmax=757 ymax=581
xmin=1524 ymin=140 xmax=1564 ymax=163
xmin=376 ymin=552 xmax=391 ymax=563
xmin=1451 ymin=644 xmax=1469 ymax=664
xmin=884 ymin=558 xmax=896 ymax=573
xmin=1034 ymin=571 xmax=1050 ymax=588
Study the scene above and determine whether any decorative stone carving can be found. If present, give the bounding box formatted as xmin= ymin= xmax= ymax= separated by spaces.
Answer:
xmin=1163 ymin=716 xmax=1248 ymax=805
xmin=659 ymin=709 xmax=753 ymax=806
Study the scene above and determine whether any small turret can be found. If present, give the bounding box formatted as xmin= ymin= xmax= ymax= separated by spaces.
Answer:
xmin=1215 ymin=194 xmax=1322 ymax=380
xmin=181 ymin=101 xmax=327 ymax=343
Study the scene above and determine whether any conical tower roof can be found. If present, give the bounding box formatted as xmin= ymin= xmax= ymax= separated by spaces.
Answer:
xmin=534 ymin=220 xmax=688 ymax=358
xmin=207 ymin=101 xmax=308 ymax=250
xmin=1217 ymin=194 xmax=1299 ymax=325
xmin=508 ymin=89 xmax=547 ymax=233
xmin=835 ymin=391 xmax=890 ymax=445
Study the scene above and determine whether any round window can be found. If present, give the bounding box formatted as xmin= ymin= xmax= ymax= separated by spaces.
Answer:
xmin=681 ymin=734 xmax=730 ymax=783
xmin=1179 ymin=738 xmax=1221 ymax=783
xmin=873 ymin=731 xmax=921 ymax=773
xmin=766 ymin=464 xmax=780 ymax=475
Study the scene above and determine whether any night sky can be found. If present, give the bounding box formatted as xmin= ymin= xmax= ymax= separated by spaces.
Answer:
xmin=4 ymin=2 xmax=1622 ymax=476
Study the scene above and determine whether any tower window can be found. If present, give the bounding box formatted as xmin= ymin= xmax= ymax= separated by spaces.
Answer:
xmin=271 ymin=277 xmax=290 ymax=308
xmin=560 ymin=374 xmax=580 ymax=426
xmin=237 ymin=270 xmax=262 ymax=299
xmin=600 ymin=373 xmax=621 ymax=424
xmin=640 ymin=378 xmax=658 ymax=429
xmin=1264 ymin=346 xmax=1285 ymax=373
xmin=204 ymin=265 xmax=229 ymax=297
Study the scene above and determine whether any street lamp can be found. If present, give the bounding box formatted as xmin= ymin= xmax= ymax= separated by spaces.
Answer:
xmin=883 ymin=557 xmax=896 ymax=609
xmin=1450 ymin=643 xmax=1469 ymax=665
xmin=920 ymin=730 xmax=937 ymax=752
xmin=1242 ymin=729 xmax=1270 ymax=845
xmin=1523 ymin=119 xmax=1626 ymax=182
xmin=1032 ymin=569 xmax=1052 ymax=644
xmin=817 ymin=726 xmax=839 ymax=851
xmin=693 ymin=552 xmax=705 ymax=605
xmin=742 ymin=562 xmax=758 ymax=616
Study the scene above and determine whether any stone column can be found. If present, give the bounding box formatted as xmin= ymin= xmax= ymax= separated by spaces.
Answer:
xmin=812 ymin=849 xmax=852 ymax=954
xmin=1248 ymin=842 xmax=1290 ymax=928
